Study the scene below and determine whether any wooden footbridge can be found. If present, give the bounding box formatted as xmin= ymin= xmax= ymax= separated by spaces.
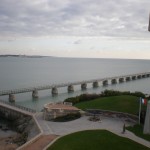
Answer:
xmin=0 ymin=72 xmax=150 ymax=102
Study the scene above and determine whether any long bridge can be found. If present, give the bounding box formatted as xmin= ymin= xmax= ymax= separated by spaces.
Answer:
xmin=0 ymin=72 xmax=150 ymax=102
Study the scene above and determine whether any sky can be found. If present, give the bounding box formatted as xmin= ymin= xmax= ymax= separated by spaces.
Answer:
xmin=0 ymin=0 xmax=150 ymax=59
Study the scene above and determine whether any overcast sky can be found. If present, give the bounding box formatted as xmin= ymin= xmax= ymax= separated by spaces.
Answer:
xmin=0 ymin=0 xmax=150 ymax=59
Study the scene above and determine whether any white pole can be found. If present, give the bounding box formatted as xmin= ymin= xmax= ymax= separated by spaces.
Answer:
xmin=139 ymin=97 xmax=142 ymax=124
xmin=148 ymin=13 xmax=150 ymax=31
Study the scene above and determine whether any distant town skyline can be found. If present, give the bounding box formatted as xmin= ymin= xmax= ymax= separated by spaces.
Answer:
xmin=0 ymin=0 xmax=150 ymax=59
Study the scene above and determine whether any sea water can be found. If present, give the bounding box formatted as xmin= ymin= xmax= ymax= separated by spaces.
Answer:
xmin=0 ymin=57 xmax=150 ymax=111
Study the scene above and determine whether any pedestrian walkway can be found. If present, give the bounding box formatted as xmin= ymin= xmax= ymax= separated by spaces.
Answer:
xmin=110 ymin=129 xmax=150 ymax=148
xmin=21 ymin=135 xmax=58 ymax=150
xmin=35 ymin=113 xmax=150 ymax=149
xmin=0 ymin=100 xmax=35 ymax=116
xmin=36 ymin=113 xmax=53 ymax=135
xmin=36 ymin=113 xmax=133 ymax=136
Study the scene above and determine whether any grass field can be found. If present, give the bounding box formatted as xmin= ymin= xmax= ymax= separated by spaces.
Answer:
xmin=48 ymin=130 xmax=149 ymax=150
xmin=75 ymin=95 xmax=143 ymax=115
xmin=126 ymin=124 xmax=150 ymax=142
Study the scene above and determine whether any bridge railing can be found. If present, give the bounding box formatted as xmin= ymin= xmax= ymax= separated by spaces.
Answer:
xmin=0 ymin=71 xmax=150 ymax=95
xmin=0 ymin=100 xmax=36 ymax=113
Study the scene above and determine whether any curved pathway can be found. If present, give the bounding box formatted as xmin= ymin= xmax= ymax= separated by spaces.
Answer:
xmin=35 ymin=113 xmax=150 ymax=149
xmin=21 ymin=135 xmax=58 ymax=150
xmin=36 ymin=113 xmax=135 ymax=136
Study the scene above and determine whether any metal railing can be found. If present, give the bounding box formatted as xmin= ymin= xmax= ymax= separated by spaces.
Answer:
xmin=0 ymin=100 xmax=36 ymax=113
xmin=0 ymin=71 xmax=150 ymax=96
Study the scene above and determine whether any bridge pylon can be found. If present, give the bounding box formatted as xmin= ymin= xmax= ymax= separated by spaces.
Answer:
xmin=52 ymin=87 xmax=58 ymax=95
xmin=9 ymin=94 xmax=15 ymax=102
xmin=68 ymin=85 xmax=74 ymax=92
xmin=32 ymin=89 xmax=38 ymax=98
xmin=93 ymin=81 xmax=99 ymax=88
xmin=81 ymin=83 xmax=87 ymax=90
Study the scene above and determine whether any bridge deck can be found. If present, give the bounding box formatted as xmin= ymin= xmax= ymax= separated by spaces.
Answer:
xmin=0 ymin=72 xmax=149 ymax=96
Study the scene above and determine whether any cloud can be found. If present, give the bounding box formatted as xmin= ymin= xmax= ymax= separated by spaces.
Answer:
xmin=73 ymin=40 xmax=82 ymax=44
xmin=0 ymin=0 xmax=149 ymax=38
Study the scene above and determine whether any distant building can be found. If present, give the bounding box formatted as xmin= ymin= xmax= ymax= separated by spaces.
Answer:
xmin=43 ymin=102 xmax=80 ymax=120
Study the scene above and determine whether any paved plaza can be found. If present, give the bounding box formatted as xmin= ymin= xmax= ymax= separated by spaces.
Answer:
xmin=36 ymin=113 xmax=150 ymax=148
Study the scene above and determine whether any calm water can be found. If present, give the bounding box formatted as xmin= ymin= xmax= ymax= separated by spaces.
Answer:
xmin=0 ymin=57 xmax=150 ymax=111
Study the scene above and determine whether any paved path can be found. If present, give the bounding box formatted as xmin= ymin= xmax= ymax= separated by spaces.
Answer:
xmin=36 ymin=113 xmax=150 ymax=148
xmin=111 ymin=130 xmax=150 ymax=148
xmin=21 ymin=135 xmax=58 ymax=150
xmin=36 ymin=113 xmax=134 ymax=136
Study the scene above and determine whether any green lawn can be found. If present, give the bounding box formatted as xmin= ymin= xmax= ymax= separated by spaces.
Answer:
xmin=48 ymin=130 xmax=149 ymax=150
xmin=75 ymin=95 xmax=142 ymax=115
xmin=126 ymin=124 xmax=150 ymax=142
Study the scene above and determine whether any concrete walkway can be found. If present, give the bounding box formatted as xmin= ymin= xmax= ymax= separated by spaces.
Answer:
xmin=0 ymin=101 xmax=34 ymax=116
xmin=36 ymin=113 xmax=150 ymax=148
xmin=21 ymin=135 xmax=58 ymax=150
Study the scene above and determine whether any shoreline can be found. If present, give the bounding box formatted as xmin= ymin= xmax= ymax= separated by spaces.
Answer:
xmin=0 ymin=117 xmax=16 ymax=137
xmin=0 ymin=118 xmax=19 ymax=149
xmin=0 ymin=129 xmax=19 ymax=150
xmin=0 ymin=129 xmax=17 ymax=138
xmin=0 ymin=111 xmax=41 ymax=149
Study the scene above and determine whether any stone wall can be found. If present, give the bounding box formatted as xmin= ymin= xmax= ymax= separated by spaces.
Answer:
xmin=0 ymin=104 xmax=41 ymax=148
xmin=44 ymin=109 xmax=80 ymax=120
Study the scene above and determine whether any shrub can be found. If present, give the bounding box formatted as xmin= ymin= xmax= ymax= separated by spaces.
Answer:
xmin=53 ymin=113 xmax=81 ymax=122
xmin=64 ymin=90 xmax=146 ymax=105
